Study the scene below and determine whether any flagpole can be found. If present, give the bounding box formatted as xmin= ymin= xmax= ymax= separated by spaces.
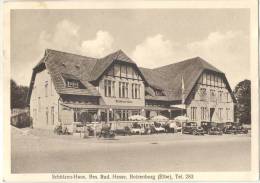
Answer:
xmin=181 ymin=75 xmax=185 ymax=116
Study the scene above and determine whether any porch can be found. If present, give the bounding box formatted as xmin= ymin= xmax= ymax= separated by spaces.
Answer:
xmin=60 ymin=103 xmax=185 ymax=124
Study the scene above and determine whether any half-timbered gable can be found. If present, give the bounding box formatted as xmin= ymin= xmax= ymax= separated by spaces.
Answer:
xmin=140 ymin=57 xmax=235 ymax=123
xmin=28 ymin=49 xmax=235 ymax=131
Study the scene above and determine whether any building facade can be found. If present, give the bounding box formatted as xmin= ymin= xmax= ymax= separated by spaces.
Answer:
xmin=27 ymin=49 xmax=235 ymax=130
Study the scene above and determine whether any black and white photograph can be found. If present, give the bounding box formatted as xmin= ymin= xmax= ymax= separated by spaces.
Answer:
xmin=3 ymin=0 xmax=259 ymax=182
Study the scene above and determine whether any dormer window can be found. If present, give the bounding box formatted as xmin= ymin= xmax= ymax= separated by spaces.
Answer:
xmin=67 ymin=80 xmax=79 ymax=88
xmin=154 ymin=89 xmax=165 ymax=96
xmin=61 ymin=73 xmax=84 ymax=89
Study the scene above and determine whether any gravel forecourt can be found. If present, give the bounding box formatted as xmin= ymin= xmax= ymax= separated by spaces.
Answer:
xmin=11 ymin=127 xmax=251 ymax=173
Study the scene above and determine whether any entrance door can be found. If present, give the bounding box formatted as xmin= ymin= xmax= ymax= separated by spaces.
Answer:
xmin=210 ymin=108 xmax=215 ymax=122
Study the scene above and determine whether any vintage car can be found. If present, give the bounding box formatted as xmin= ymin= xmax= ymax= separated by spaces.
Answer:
xmin=150 ymin=122 xmax=166 ymax=133
xmin=130 ymin=127 xmax=145 ymax=135
xmin=201 ymin=121 xmax=222 ymax=135
xmin=222 ymin=122 xmax=245 ymax=134
xmin=222 ymin=122 xmax=248 ymax=134
xmin=130 ymin=122 xmax=145 ymax=135
xmin=235 ymin=125 xmax=248 ymax=134
xmin=208 ymin=126 xmax=223 ymax=135
xmin=182 ymin=122 xmax=204 ymax=135
xmin=114 ymin=126 xmax=131 ymax=136
xmin=164 ymin=121 xmax=182 ymax=133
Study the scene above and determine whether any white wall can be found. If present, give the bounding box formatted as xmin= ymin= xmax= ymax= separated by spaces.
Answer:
xmin=98 ymin=64 xmax=145 ymax=107
xmin=186 ymin=83 xmax=234 ymax=124
xmin=30 ymin=69 xmax=60 ymax=129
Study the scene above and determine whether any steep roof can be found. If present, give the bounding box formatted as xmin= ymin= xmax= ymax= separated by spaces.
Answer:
xmin=27 ymin=49 xmax=100 ymax=103
xmin=140 ymin=57 xmax=231 ymax=102
xmin=28 ymin=49 xmax=234 ymax=105
xmin=90 ymin=49 xmax=136 ymax=81
xmin=27 ymin=49 xmax=141 ymax=103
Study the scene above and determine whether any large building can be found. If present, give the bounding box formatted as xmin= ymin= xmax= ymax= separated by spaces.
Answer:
xmin=27 ymin=49 xmax=235 ymax=130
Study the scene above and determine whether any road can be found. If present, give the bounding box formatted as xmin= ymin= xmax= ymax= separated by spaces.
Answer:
xmin=11 ymin=127 xmax=251 ymax=173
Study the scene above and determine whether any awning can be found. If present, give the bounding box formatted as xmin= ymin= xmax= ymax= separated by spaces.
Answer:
xmin=170 ymin=104 xmax=186 ymax=109
xmin=144 ymin=106 xmax=182 ymax=111
xmin=61 ymin=103 xmax=184 ymax=111
xmin=61 ymin=103 xmax=143 ymax=110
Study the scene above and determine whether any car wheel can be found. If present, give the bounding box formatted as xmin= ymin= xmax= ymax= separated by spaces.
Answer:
xmin=192 ymin=130 xmax=197 ymax=135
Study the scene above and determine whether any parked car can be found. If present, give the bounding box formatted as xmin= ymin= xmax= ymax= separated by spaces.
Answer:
xmin=154 ymin=126 xmax=166 ymax=133
xmin=208 ymin=126 xmax=223 ymax=135
xmin=131 ymin=127 xmax=145 ymax=135
xmin=201 ymin=121 xmax=222 ymax=135
xmin=182 ymin=122 xmax=204 ymax=135
xmin=115 ymin=126 xmax=131 ymax=136
xmin=223 ymin=125 xmax=237 ymax=134
xmin=131 ymin=122 xmax=145 ymax=135
xmin=235 ymin=125 xmax=248 ymax=134
xmin=222 ymin=122 xmax=247 ymax=134
xmin=150 ymin=122 xmax=166 ymax=133
xmin=99 ymin=123 xmax=115 ymax=138
xmin=165 ymin=121 xmax=182 ymax=133
xmin=232 ymin=123 xmax=248 ymax=134
xmin=216 ymin=122 xmax=226 ymax=132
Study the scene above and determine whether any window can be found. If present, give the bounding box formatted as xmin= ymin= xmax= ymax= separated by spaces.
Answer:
xmin=220 ymin=79 xmax=224 ymax=87
xmin=115 ymin=110 xmax=129 ymax=121
xmin=218 ymin=91 xmax=223 ymax=102
xmin=218 ymin=108 xmax=223 ymax=121
xmin=119 ymin=82 xmax=129 ymax=98
xmin=33 ymin=108 xmax=37 ymax=122
xmin=132 ymin=110 xmax=141 ymax=116
xmin=121 ymin=65 xmax=127 ymax=78
xmin=114 ymin=64 xmax=120 ymax=77
xmin=45 ymin=81 xmax=48 ymax=97
xmin=128 ymin=67 xmax=133 ymax=78
xmin=104 ymin=80 xmax=115 ymax=97
xmin=67 ymin=80 xmax=78 ymax=88
xmin=226 ymin=92 xmax=229 ymax=102
xmin=132 ymin=83 xmax=141 ymax=99
xmin=50 ymin=79 xmax=53 ymax=96
xmin=206 ymin=74 xmax=211 ymax=85
xmin=214 ymin=76 xmax=218 ymax=87
xmin=210 ymin=75 xmax=214 ymax=86
xmin=202 ymin=73 xmax=207 ymax=84
xmin=210 ymin=89 xmax=216 ymax=102
xmin=154 ymin=89 xmax=165 ymax=96
xmin=191 ymin=107 xmax=197 ymax=121
xmin=38 ymin=97 xmax=41 ymax=112
xmin=46 ymin=107 xmax=49 ymax=125
xmin=218 ymin=77 xmax=222 ymax=87
xmin=51 ymin=106 xmax=54 ymax=125
xmin=201 ymin=107 xmax=207 ymax=120
xmin=226 ymin=108 xmax=230 ymax=121
xmin=199 ymin=88 xmax=207 ymax=101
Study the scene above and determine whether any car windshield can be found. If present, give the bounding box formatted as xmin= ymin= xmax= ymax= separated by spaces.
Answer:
xmin=211 ymin=122 xmax=217 ymax=127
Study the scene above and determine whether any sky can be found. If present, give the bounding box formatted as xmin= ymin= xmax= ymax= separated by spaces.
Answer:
xmin=11 ymin=9 xmax=250 ymax=89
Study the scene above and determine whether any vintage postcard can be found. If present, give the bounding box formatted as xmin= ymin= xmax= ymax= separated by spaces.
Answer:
xmin=3 ymin=0 xmax=259 ymax=182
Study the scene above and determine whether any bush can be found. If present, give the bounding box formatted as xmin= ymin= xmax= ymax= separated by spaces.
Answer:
xmin=11 ymin=113 xmax=32 ymax=128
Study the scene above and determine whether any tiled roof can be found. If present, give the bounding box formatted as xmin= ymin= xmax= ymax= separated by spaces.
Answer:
xmin=90 ymin=49 xmax=136 ymax=81
xmin=140 ymin=57 xmax=231 ymax=102
xmin=28 ymin=49 xmax=234 ymax=104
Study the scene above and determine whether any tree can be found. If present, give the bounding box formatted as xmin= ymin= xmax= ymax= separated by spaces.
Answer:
xmin=10 ymin=79 xmax=29 ymax=109
xmin=233 ymin=79 xmax=251 ymax=124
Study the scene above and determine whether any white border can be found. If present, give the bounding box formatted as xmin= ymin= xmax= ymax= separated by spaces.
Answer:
xmin=3 ymin=0 xmax=259 ymax=182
